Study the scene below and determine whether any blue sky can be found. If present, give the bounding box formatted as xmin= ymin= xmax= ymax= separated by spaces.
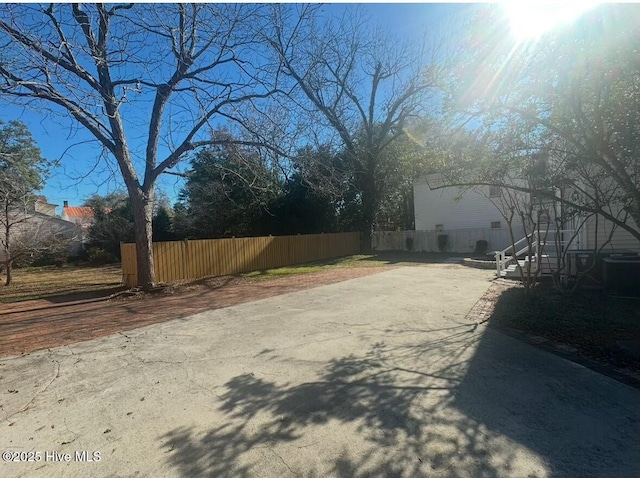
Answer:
xmin=0 ymin=3 xmax=474 ymax=213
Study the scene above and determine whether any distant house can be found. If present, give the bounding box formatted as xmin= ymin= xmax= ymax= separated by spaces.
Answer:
xmin=61 ymin=200 xmax=95 ymax=243
xmin=34 ymin=195 xmax=58 ymax=217
xmin=0 ymin=196 xmax=83 ymax=263
xmin=61 ymin=200 xmax=95 ymax=228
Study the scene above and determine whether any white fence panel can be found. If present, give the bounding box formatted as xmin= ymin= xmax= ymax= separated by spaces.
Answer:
xmin=373 ymin=227 xmax=525 ymax=254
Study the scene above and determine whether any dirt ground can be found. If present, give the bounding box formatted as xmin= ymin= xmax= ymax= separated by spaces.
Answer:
xmin=0 ymin=266 xmax=389 ymax=357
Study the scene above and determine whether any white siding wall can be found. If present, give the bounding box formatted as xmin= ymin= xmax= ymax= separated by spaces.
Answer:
xmin=35 ymin=202 xmax=57 ymax=216
xmin=413 ymin=174 xmax=640 ymax=254
xmin=414 ymin=176 xmax=506 ymax=231
xmin=586 ymin=215 xmax=640 ymax=252
xmin=412 ymin=175 xmax=527 ymax=252
xmin=0 ymin=214 xmax=83 ymax=262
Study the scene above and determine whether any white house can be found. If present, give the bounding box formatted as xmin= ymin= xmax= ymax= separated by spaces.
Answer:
xmin=374 ymin=174 xmax=526 ymax=254
xmin=581 ymin=208 xmax=639 ymax=252
xmin=61 ymin=200 xmax=95 ymax=228
xmin=414 ymin=173 xmax=638 ymax=249
xmin=61 ymin=200 xmax=96 ymax=244
xmin=373 ymin=173 xmax=640 ymax=264
xmin=411 ymin=174 xmax=526 ymax=253
xmin=0 ymin=197 xmax=83 ymax=263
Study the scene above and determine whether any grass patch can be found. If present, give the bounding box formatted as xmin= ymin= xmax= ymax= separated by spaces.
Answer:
xmin=490 ymin=282 xmax=640 ymax=370
xmin=0 ymin=264 xmax=123 ymax=303
xmin=241 ymin=255 xmax=382 ymax=280
xmin=0 ymin=252 xmax=459 ymax=302
xmin=241 ymin=252 xmax=460 ymax=280
xmin=361 ymin=251 xmax=464 ymax=265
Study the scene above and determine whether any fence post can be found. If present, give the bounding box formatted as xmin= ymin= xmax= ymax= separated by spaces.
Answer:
xmin=119 ymin=241 xmax=125 ymax=286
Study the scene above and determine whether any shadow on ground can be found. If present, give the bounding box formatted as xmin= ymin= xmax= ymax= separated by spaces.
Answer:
xmin=487 ymin=284 xmax=640 ymax=384
xmin=42 ymin=286 xmax=125 ymax=303
xmin=160 ymin=322 xmax=639 ymax=477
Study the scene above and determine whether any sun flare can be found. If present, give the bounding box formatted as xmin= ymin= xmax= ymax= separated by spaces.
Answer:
xmin=504 ymin=2 xmax=601 ymax=40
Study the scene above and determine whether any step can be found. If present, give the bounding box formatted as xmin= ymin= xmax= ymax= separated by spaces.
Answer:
xmin=520 ymin=257 xmax=558 ymax=271
xmin=501 ymin=263 xmax=536 ymax=278
xmin=500 ymin=263 xmax=555 ymax=279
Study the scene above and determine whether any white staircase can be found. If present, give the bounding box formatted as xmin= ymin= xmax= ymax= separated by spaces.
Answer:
xmin=495 ymin=230 xmax=575 ymax=280
xmin=500 ymin=255 xmax=556 ymax=279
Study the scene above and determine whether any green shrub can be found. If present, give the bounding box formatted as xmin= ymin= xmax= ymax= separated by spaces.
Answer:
xmin=87 ymin=247 xmax=118 ymax=265
xmin=405 ymin=237 xmax=414 ymax=251
xmin=11 ymin=252 xmax=35 ymax=268
xmin=437 ymin=234 xmax=449 ymax=252
xmin=32 ymin=252 xmax=68 ymax=267
xmin=30 ymin=235 xmax=72 ymax=267
xmin=475 ymin=239 xmax=489 ymax=255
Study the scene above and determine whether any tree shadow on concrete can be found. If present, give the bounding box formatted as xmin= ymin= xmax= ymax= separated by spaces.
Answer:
xmin=160 ymin=322 xmax=639 ymax=477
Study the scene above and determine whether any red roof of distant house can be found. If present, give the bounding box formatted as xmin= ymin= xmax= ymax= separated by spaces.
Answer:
xmin=63 ymin=206 xmax=94 ymax=218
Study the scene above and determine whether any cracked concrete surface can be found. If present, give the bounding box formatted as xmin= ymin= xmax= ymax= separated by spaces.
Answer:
xmin=1 ymin=265 xmax=638 ymax=478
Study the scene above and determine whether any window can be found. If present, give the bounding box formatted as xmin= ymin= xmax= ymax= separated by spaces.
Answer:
xmin=435 ymin=224 xmax=444 ymax=233
xmin=491 ymin=221 xmax=501 ymax=229
xmin=489 ymin=185 xmax=501 ymax=198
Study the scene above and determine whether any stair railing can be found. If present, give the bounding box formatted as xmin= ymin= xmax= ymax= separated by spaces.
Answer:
xmin=494 ymin=232 xmax=535 ymax=278
xmin=494 ymin=229 xmax=576 ymax=278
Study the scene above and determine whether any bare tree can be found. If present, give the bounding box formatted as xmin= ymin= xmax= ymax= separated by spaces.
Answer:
xmin=0 ymin=171 xmax=82 ymax=286
xmin=485 ymin=185 xmax=552 ymax=295
xmin=437 ymin=4 xmax=640 ymax=244
xmin=1 ymin=208 xmax=80 ymax=286
xmin=460 ymin=172 xmax=622 ymax=293
xmin=0 ymin=120 xmax=52 ymax=285
xmin=0 ymin=170 xmax=32 ymax=286
xmin=265 ymin=5 xmax=439 ymax=250
xmin=0 ymin=4 xmax=283 ymax=288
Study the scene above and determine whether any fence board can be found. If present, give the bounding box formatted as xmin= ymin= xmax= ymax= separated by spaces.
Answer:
xmin=120 ymin=232 xmax=360 ymax=287
xmin=372 ymin=227 xmax=526 ymax=254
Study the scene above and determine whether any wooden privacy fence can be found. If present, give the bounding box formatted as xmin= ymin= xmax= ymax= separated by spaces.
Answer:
xmin=120 ymin=232 xmax=360 ymax=287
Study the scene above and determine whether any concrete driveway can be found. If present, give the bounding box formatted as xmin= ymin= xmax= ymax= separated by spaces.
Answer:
xmin=1 ymin=265 xmax=638 ymax=478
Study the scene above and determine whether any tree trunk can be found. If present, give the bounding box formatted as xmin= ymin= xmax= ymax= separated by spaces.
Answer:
xmin=360 ymin=174 xmax=377 ymax=254
xmin=5 ymin=260 xmax=12 ymax=287
xmin=131 ymin=193 xmax=156 ymax=289
xmin=630 ymin=204 xmax=640 ymax=244
xmin=3 ymin=223 xmax=10 ymax=286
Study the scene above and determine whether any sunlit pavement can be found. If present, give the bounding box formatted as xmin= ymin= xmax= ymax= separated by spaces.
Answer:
xmin=1 ymin=265 xmax=638 ymax=478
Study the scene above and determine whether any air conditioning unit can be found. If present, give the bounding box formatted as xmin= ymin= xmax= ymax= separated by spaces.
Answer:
xmin=603 ymin=257 xmax=640 ymax=297
xmin=566 ymin=250 xmax=595 ymax=278
xmin=566 ymin=250 xmax=638 ymax=287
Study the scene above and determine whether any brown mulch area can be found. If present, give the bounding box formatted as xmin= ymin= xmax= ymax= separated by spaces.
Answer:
xmin=465 ymin=279 xmax=517 ymax=323
xmin=0 ymin=267 xmax=390 ymax=358
xmin=466 ymin=279 xmax=640 ymax=388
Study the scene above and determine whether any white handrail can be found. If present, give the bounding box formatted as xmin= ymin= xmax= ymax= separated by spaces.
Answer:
xmin=495 ymin=229 xmax=576 ymax=278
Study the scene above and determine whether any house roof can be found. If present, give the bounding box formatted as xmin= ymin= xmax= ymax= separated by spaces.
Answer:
xmin=63 ymin=206 xmax=94 ymax=218
xmin=35 ymin=195 xmax=58 ymax=206
xmin=31 ymin=210 xmax=84 ymax=229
